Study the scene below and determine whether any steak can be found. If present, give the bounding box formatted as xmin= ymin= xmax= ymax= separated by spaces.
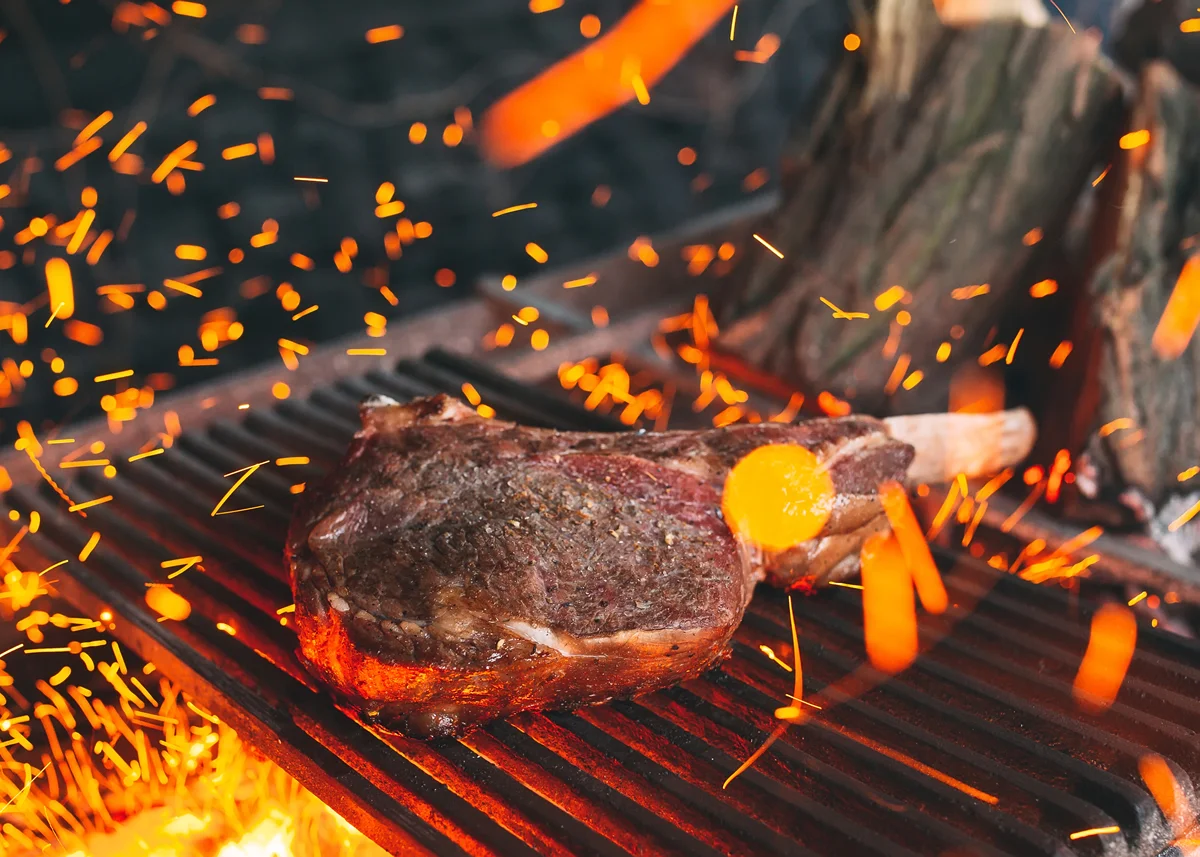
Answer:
xmin=287 ymin=394 xmax=913 ymax=737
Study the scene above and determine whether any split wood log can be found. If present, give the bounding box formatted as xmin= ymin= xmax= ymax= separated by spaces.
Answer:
xmin=715 ymin=0 xmax=1126 ymax=416
xmin=1080 ymin=61 xmax=1200 ymax=507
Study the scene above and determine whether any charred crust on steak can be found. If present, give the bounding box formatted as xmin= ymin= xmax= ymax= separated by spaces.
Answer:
xmin=287 ymin=394 xmax=913 ymax=737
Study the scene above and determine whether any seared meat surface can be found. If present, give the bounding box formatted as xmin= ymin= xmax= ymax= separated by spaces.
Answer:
xmin=287 ymin=394 xmax=912 ymax=737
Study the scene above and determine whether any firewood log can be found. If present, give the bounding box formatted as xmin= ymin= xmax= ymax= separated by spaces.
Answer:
xmin=715 ymin=0 xmax=1125 ymax=416
xmin=1079 ymin=61 xmax=1200 ymax=507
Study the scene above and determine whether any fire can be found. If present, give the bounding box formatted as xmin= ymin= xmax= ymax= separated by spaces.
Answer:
xmin=879 ymin=481 xmax=948 ymax=614
xmin=1072 ymin=603 xmax=1137 ymax=712
xmin=1139 ymin=754 xmax=1192 ymax=835
xmin=479 ymin=0 xmax=737 ymax=166
xmin=0 ymin=534 xmax=387 ymax=857
xmin=860 ymin=533 xmax=918 ymax=673
xmin=1151 ymin=255 xmax=1200 ymax=360
xmin=721 ymin=445 xmax=835 ymax=551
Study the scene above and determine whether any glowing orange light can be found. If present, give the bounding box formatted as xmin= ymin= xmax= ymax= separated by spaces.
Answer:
xmin=1119 ymin=129 xmax=1151 ymax=150
xmin=365 ymin=24 xmax=404 ymax=43
xmin=721 ymin=444 xmax=834 ymax=551
xmin=44 ymin=258 xmax=74 ymax=320
xmin=175 ymin=244 xmax=207 ymax=261
xmin=1029 ymin=279 xmax=1058 ymax=298
xmin=879 ymin=481 xmax=948 ymax=614
xmin=860 ymin=532 xmax=918 ymax=674
xmin=1151 ymin=255 xmax=1200 ymax=360
xmin=1139 ymin=754 xmax=1189 ymax=833
xmin=874 ymin=285 xmax=906 ymax=311
xmin=1182 ymin=19 xmax=1200 ymax=33
xmin=1072 ymin=603 xmax=1136 ymax=712
xmin=480 ymin=0 xmax=738 ymax=167
xmin=843 ymin=33 xmax=861 ymax=50
xmin=146 ymin=586 xmax=192 ymax=621
xmin=1022 ymin=227 xmax=1043 ymax=246
xmin=1049 ymin=340 xmax=1073 ymax=368
xmin=172 ymin=1 xmax=206 ymax=16
xmin=581 ymin=14 xmax=602 ymax=37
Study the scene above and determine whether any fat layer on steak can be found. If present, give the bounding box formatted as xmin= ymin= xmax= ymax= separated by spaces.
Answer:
xmin=286 ymin=394 xmax=912 ymax=737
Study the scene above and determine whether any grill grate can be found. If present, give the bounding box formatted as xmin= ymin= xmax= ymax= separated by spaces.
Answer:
xmin=4 ymin=348 xmax=1199 ymax=856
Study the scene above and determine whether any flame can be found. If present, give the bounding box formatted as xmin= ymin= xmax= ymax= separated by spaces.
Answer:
xmin=721 ymin=445 xmax=835 ymax=551
xmin=879 ymin=481 xmax=948 ymax=615
xmin=1072 ymin=603 xmax=1137 ymax=712
xmin=479 ymin=0 xmax=737 ymax=167
xmin=860 ymin=533 xmax=918 ymax=674
xmin=1139 ymin=754 xmax=1192 ymax=835
xmin=1151 ymin=255 xmax=1200 ymax=360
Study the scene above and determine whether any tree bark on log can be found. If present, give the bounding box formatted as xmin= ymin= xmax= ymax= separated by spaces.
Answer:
xmin=715 ymin=0 xmax=1125 ymax=416
xmin=1083 ymin=61 xmax=1200 ymax=507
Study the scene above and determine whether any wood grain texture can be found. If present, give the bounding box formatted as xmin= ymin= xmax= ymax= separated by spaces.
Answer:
xmin=716 ymin=0 xmax=1125 ymax=415
xmin=1087 ymin=61 xmax=1200 ymax=504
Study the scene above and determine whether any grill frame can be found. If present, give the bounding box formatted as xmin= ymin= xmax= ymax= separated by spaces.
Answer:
xmin=2 ymin=347 xmax=1199 ymax=857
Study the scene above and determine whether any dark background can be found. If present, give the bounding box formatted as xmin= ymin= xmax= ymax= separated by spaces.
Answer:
xmin=0 ymin=0 xmax=1144 ymax=442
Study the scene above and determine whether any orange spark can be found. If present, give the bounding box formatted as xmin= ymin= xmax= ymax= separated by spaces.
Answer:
xmin=1005 ymin=328 xmax=1024 ymax=364
xmin=151 ymin=140 xmax=197 ymax=183
xmin=752 ymin=233 xmax=784 ymax=258
xmin=146 ymin=585 xmax=192 ymax=621
xmin=172 ymin=1 xmax=207 ymax=17
xmin=221 ymin=143 xmax=257 ymax=160
xmin=1045 ymin=448 xmax=1071 ymax=503
xmin=74 ymin=111 xmax=114 ymax=146
xmin=68 ymin=496 xmax=112 ymax=513
xmin=44 ymin=258 xmax=74 ymax=320
xmin=479 ymin=0 xmax=738 ymax=166
xmin=819 ymin=296 xmax=869 ymax=320
xmin=1139 ymin=754 xmax=1190 ymax=834
xmin=1168 ymin=498 xmax=1200 ymax=532
xmin=1151 ymin=255 xmax=1200 ymax=360
xmin=1119 ymin=129 xmax=1151 ymax=150
xmin=525 ymin=243 xmax=549 ymax=263
xmin=492 ymin=202 xmax=538 ymax=217
xmin=873 ymin=286 xmax=906 ymax=311
xmin=879 ymin=481 xmax=948 ymax=614
xmin=1029 ymin=279 xmax=1058 ymax=298
xmin=1069 ymin=826 xmax=1120 ymax=840
xmin=758 ymin=644 xmax=792 ymax=672
xmin=1099 ymin=417 xmax=1133 ymax=436
xmin=951 ymin=284 xmax=990 ymax=300
xmin=365 ymin=24 xmax=404 ymax=43
xmin=1092 ymin=164 xmax=1111 ymax=186
xmin=54 ymin=137 xmax=103 ymax=171
xmin=347 ymin=348 xmax=387 ymax=356
xmin=860 ymin=532 xmax=918 ymax=674
xmin=1049 ymin=340 xmax=1073 ymax=368
xmin=563 ymin=274 xmax=597 ymax=289
xmin=108 ymin=121 xmax=147 ymax=161
xmin=1072 ymin=603 xmax=1136 ymax=712
xmin=211 ymin=462 xmax=267 ymax=516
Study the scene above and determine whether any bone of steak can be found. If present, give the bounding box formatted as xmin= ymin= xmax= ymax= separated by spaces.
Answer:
xmin=287 ymin=394 xmax=912 ymax=737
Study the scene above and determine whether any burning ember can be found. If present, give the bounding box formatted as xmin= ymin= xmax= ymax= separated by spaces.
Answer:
xmin=0 ymin=566 xmax=384 ymax=857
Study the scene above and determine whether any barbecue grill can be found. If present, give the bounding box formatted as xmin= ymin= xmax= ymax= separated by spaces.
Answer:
xmin=2 ymin=336 xmax=1198 ymax=857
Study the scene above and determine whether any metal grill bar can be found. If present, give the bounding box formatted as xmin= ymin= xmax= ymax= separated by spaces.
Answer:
xmin=4 ymin=348 xmax=1197 ymax=857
